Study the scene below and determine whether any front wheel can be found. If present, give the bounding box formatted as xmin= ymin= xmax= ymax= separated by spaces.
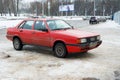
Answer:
xmin=54 ymin=43 xmax=67 ymax=58
xmin=13 ymin=38 xmax=23 ymax=50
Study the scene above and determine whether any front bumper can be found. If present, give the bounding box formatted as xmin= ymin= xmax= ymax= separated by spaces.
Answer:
xmin=66 ymin=40 xmax=102 ymax=53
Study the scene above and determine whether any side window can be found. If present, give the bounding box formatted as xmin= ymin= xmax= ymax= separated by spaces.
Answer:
xmin=34 ymin=21 xmax=46 ymax=31
xmin=47 ymin=20 xmax=56 ymax=30
xmin=18 ymin=21 xmax=26 ymax=29
xmin=19 ymin=21 xmax=34 ymax=30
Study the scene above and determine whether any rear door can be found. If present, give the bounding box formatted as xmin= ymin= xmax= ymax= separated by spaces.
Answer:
xmin=32 ymin=20 xmax=51 ymax=47
xmin=18 ymin=20 xmax=34 ymax=44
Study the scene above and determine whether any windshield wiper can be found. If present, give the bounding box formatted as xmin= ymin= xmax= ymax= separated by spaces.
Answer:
xmin=63 ymin=27 xmax=71 ymax=30
xmin=52 ymin=28 xmax=63 ymax=30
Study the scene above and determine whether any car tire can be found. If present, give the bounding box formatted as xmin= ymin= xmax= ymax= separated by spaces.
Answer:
xmin=89 ymin=21 xmax=92 ymax=24
xmin=82 ymin=51 xmax=88 ymax=53
xmin=13 ymin=38 xmax=23 ymax=50
xmin=54 ymin=43 xmax=67 ymax=58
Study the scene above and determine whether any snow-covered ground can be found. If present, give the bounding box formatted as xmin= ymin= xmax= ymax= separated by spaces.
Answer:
xmin=0 ymin=19 xmax=120 ymax=80
xmin=0 ymin=15 xmax=26 ymax=29
xmin=0 ymin=16 xmax=83 ymax=29
xmin=0 ymin=20 xmax=22 ymax=29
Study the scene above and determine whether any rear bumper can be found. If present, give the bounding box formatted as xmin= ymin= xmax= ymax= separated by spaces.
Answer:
xmin=66 ymin=40 xmax=102 ymax=53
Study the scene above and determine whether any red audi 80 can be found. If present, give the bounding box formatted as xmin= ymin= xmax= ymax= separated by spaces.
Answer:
xmin=6 ymin=18 xmax=102 ymax=58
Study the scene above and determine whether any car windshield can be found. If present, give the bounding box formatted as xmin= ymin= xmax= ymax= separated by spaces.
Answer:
xmin=47 ymin=20 xmax=72 ymax=30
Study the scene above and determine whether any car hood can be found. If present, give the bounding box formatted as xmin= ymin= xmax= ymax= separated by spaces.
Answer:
xmin=51 ymin=29 xmax=99 ymax=38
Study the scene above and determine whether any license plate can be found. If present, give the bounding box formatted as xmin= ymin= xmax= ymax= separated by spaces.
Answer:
xmin=89 ymin=42 xmax=97 ymax=48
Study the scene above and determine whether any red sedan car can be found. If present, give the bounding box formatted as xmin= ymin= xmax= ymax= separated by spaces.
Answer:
xmin=6 ymin=18 xmax=102 ymax=58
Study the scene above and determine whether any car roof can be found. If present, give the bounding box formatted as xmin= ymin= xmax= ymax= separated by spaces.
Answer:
xmin=91 ymin=16 xmax=96 ymax=18
xmin=24 ymin=18 xmax=60 ymax=21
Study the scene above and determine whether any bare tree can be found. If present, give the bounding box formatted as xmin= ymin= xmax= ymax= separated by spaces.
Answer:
xmin=1 ymin=0 xmax=118 ymax=16
xmin=30 ymin=1 xmax=42 ymax=16
xmin=0 ymin=0 xmax=4 ymax=16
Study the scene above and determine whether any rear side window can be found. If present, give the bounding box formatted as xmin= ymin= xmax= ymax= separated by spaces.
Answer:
xmin=34 ymin=21 xmax=46 ymax=31
xmin=19 ymin=21 xmax=34 ymax=30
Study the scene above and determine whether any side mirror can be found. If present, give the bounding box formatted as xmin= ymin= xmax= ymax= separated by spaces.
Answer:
xmin=71 ymin=26 xmax=74 ymax=29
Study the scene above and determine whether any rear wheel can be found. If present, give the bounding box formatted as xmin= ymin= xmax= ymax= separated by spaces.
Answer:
xmin=89 ymin=21 xmax=92 ymax=24
xmin=54 ymin=43 xmax=67 ymax=58
xmin=13 ymin=38 xmax=23 ymax=50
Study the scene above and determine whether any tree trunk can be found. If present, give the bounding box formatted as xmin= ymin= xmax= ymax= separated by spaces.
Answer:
xmin=0 ymin=0 xmax=3 ymax=16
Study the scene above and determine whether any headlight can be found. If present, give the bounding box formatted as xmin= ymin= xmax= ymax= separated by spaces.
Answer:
xmin=80 ymin=38 xmax=87 ymax=43
xmin=97 ymin=36 xmax=100 ymax=40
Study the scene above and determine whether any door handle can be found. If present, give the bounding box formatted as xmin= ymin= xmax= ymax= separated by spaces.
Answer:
xmin=19 ymin=30 xmax=23 ymax=32
xmin=32 ymin=32 xmax=35 ymax=34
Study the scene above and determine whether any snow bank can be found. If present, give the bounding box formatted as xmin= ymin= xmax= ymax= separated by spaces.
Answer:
xmin=0 ymin=15 xmax=27 ymax=20
xmin=0 ymin=19 xmax=119 ymax=30
xmin=0 ymin=17 xmax=82 ymax=29
xmin=102 ymin=20 xmax=120 ymax=28
xmin=52 ymin=16 xmax=83 ymax=20
xmin=0 ymin=20 xmax=22 ymax=29
xmin=0 ymin=16 xmax=25 ymax=29
xmin=91 ymin=20 xmax=120 ymax=29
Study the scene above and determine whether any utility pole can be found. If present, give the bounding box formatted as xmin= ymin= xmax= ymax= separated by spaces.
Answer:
xmin=85 ymin=0 xmax=88 ymax=16
xmin=36 ymin=2 xmax=38 ymax=16
xmin=42 ymin=1 xmax=44 ymax=15
xmin=66 ymin=0 xmax=68 ymax=17
xmin=48 ymin=1 xmax=50 ymax=16
xmin=16 ymin=0 xmax=19 ymax=16
xmin=93 ymin=0 xmax=96 ymax=16
xmin=111 ymin=7 xmax=113 ymax=16
xmin=72 ymin=0 xmax=75 ymax=16
xmin=61 ymin=0 xmax=63 ymax=16
xmin=103 ymin=5 xmax=105 ymax=16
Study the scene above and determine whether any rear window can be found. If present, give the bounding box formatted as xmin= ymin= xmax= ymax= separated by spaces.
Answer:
xmin=91 ymin=17 xmax=96 ymax=19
